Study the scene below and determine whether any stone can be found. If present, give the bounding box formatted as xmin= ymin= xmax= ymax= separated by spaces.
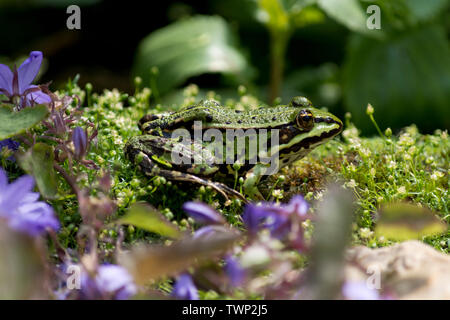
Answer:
xmin=345 ymin=240 xmax=450 ymax=299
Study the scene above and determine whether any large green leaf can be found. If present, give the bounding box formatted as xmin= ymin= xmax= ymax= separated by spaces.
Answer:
xmin=18 ymin=143 xmax=58 ymax=199
xmin=0 ymin=105 xmax=48 ymax=140
xmin=318 ymin=0 xmax=382 ymax=38
xmin=133 ymin=15 xmax=252 ymax=95
xmin=0 ymin=0 xmax=101 ymax=7
xmin=404 ymin=0 xmax=449 ymax=22
xmin=343 ymin=25 xmax=450 ymax=133
xmin=119 ymin=203 xmax=181 ymax=239
xmin=368 ymin=0 xmax=449 ymax=28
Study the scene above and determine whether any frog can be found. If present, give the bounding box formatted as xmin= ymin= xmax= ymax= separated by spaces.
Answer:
xmin=125 ymin=96 xmax=343 ymax=202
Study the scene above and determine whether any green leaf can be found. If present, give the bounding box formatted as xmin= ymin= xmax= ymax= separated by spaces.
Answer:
xmin=375 ymin=203 xmax=447 ymax=241
xmin=318 ymin=0 xmax=382 ymax=38
xmin=403 ymin=0 xmax=449 ymax=22
xmin=290 ymin=6 xmax=325 ymax=28
xmin=17 ymin=143 xmax=58 ymax=199
xmin=133 ymin=15 xmax=252 ymax=95
xmin=369 ymin=0 xmax=449 ymax=27
xmin=0 ymin=105 xmax=48 ymax=140
xmin=257 ymin=0 xmax=290 ymax=32
xmin=0 ymin=0 xmax=102 ymax=7
xmin=256 ymin=0 xmax=324 ymax=30
xmin=119 ymin=203 xmax=181 ymax=239
xmin=343 ymin=25 xmax=450 ymax=134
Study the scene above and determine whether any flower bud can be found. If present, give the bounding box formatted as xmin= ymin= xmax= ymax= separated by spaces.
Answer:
xmin=366 ymin=104 xmax=374 ymax=115
xmin=72 ymin=127 xmax=88 ymax=159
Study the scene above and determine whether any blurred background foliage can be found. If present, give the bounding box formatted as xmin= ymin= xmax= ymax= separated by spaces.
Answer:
xmin=0 ymin=0 xmax=448 ymax=134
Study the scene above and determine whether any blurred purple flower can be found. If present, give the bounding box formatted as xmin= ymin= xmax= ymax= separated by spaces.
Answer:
xmin=242 ymin=196 xmax=310 ymax=251
xmin=0 ymin=168 xmax=59 ymax=236
xmin=342 ymin=281 xmax=380 ymax=300
xmin=0 ymin=51 xmax=51 ymax=108
xmin=183 ymin=201 xmax=225 ymax=225
xmin=172 ymin=273 xmax=198 ymax=300
xmin=80 ymin=264 xmax=137 ymax=300
xmin=242 ymin=204 xmax=272 ymax=236
xmin=225 ymin=256 xmax=246 ymax=287
xmin=282 ymin=195 xmax=309 ymax=217
xmin=0 ymin=138 xmax=19 ymax=161
xmin=72 ymin=127 xmax=88 ymax=159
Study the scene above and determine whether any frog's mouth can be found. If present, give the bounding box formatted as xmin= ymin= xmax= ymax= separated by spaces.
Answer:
xmin=279 ymin=117 xmax=343 ymax=154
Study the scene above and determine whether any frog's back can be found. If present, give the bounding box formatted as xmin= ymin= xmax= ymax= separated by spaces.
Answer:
xmin=175 ymin=100 xmax=300 ymax=129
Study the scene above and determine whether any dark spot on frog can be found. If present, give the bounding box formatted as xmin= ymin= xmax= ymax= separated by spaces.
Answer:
xmin=206 ymin=115 xmax=214 ymax=122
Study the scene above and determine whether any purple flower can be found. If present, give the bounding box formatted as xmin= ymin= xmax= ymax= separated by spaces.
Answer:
xmin=80 ymin=264 xmax=137 ymax=300
xmin=0 ymin=168 xmax=59 ymax=236
xmin=72 ymin=127 xmax=88 ymax=159
xmin=242 ymin=196 xmax=311 ymax=251
xmin=283 ymin=195 xmax=309 ymax=217
xmin=0 ymin=138 xmax=19 ymax=161
xmin=225 ymin=256 xmax=246 ymax=287
xmin=242 ymin=204 xmax=272 ymax=235
xmin=342 ymin=281 xmax=380 ymax=300
xmin=172 ymin=273 xmax=198 ymax=300
xmin=0 ymin=51 xmax=51 ymax=108
xmin=183 ymin=201 xmax=225 ymax=225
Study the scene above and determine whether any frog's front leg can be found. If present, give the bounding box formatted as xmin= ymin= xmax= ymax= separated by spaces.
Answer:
xmin=243 ymin=164 xmax=269 ymax=200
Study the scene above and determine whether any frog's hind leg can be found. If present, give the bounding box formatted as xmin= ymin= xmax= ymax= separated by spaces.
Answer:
xmin=128 ymin=149 xmax=248 ymax=203
xmin=138 ymin=114 xmax=163 ymax=131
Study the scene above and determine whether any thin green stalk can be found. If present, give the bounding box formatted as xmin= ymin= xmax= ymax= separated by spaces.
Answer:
xmin=269 ymin=31 xmax=290 ymax=104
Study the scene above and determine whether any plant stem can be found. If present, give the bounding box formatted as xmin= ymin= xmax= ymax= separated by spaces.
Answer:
xmin=369 ymin=114 xmax=385 ymax=138
xmin=269 ymin=31 xmax=289 ymax=104
xmin=53 ymin=163 xmax=80 ymax=196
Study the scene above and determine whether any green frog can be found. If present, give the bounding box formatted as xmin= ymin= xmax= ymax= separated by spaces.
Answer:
xmin=125 ymin=97 xmax=343 ymax=202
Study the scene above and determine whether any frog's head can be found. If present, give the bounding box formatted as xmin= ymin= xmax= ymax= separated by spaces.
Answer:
xmin=275 ymin=97 xmax=343 ymax=163
xmin=289 ymin=96 xmax=342 ymax=136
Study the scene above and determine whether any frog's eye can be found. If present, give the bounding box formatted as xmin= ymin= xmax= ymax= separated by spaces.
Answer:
xmin=296 ymin=110 xmax=314 ymax=131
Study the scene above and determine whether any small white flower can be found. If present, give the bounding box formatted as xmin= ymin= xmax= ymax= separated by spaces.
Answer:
xmin=272 ymin=189 xmax=283 ymax=199
xmin=387 ymin=161 xmax=397 ymax=169
xmin=398 ymin=134 xmax=414 ymax=146
xmin=360 ymin=148 xmax=371 ymax=157
xmin=359 ymin=227 xmax=374 ymax=239
xmin=346 ymin=179 xmax=357 ymax=189
xmin=430 ymin=171 xmax=444 ymax=181
xmin=397 ymin=186 xmax=406 ymax=194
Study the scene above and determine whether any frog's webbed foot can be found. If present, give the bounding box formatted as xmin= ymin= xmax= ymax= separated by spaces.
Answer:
xmin=126 ymin=147 xmax=248 ymax=203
